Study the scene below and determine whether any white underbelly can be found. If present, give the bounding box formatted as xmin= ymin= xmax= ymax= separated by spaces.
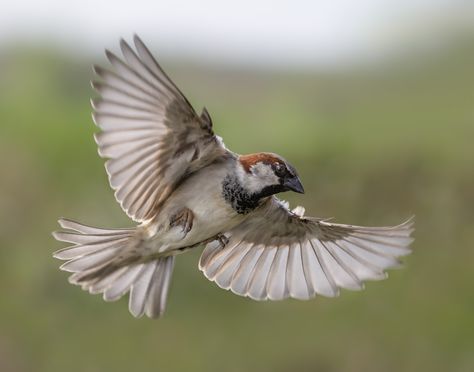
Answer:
xmin=180 ymin=196 xmax=240 ymax=244
xmin=143 ymin=164 xmax=245 ymax=252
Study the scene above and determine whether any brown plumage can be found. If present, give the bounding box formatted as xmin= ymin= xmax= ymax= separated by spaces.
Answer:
xmin=239 ymin=153 xmax=283 ymax=172
xmin=52 ymin=36 xmax=414 ymax=319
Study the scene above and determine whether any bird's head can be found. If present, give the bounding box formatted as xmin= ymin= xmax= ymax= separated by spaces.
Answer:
xmin=237 ymin=152 xmax=304 ymax=199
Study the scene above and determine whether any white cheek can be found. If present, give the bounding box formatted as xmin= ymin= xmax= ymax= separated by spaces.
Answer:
xmin=246 ymin=163 xmax=279 ymax=193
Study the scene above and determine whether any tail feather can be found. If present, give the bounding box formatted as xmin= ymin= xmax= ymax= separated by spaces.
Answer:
xmin=53 ymin=218 xmax=175 ymax=318
xmin=103 ymin=263 xmax=145 ymax=301
xmin=145 ymin=257 xmax=175 ymax=318
xmin=58 ymin=217 xmax=134 ymax=234
xmin=129 ymin=261 xmax=158 ymax=317
xmin=53 ymin=237 xmax=129 ymax=260
xmin=59 ymin=246 xmax=124 ymax=273
xmin=88 ymin=266 xmax=128 ymax=294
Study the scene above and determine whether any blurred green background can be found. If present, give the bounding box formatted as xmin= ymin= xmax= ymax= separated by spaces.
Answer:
xmin=1 ymin=5 xmax=474 ymax=372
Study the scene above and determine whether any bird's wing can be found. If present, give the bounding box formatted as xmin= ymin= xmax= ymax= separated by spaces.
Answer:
xmin=92 ymin=36 xmax=228 ymax=223
xmin=199 ymin=197 xmax=414 ymax=300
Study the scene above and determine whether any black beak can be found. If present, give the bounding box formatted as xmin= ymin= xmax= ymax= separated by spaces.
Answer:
xmin=283 ymin=176 xmax=305 ymax=194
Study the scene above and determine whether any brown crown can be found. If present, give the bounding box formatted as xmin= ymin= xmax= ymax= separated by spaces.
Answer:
xmin=239 ymin=153 xmax=282 ymax=173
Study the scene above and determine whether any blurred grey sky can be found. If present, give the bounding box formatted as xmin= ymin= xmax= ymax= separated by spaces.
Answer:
xmin=1 ymin=0 xmax=473 ymax=69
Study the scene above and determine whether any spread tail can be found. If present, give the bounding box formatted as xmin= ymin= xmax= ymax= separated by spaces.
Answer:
xmin=52 ymin=218 xmax=174 ymax=318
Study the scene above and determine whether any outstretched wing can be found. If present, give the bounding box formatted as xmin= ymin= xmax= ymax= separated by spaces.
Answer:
xmin=199 ymin=197 xmax=414 ymax=300
xmin=92 ymin=35 xmax=228 ymax=222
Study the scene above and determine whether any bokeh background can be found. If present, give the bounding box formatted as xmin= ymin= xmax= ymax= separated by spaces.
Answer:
xmin=1 ymin=1 xmax=473 ymax=371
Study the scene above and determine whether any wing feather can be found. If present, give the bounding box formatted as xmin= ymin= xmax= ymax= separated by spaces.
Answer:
xmin=200 ymin=197 xmax=413 ymax=301
xmin=287 ymin=242 xmax=310 ymax=300
xmin=309 ymin=238 xmax=339 ymax=297
xmin=266 ymin=244 xmax=290 ymax=300
xmin=247 ymin=246 xmax=277 ymax=300
xmin=214 ymin=244 xmax=253 ymax=290
xmin=231 ymin=244 xmax=265 ymax=296
xmin=92 ymin=36 xmax=227 ymax=222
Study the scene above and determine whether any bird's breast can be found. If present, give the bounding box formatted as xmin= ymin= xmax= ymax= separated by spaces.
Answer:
xmin=144 ymin=163 xmax=245 ymax=252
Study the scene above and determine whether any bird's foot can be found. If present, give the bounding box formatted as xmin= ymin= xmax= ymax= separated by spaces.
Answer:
xmin=215 ymin=233 xmax=229 ymax=248
xmin=200 ymin=233 xmax=229 ymax=249
xmin=170 ymin=208 xmax=194 ymax=237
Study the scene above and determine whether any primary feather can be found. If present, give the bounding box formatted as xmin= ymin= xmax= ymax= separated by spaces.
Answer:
xmin=199 ymin=197 xmax=414 ymax=300
xmin=92 ymin=35 xmax=226 ymax=222
xmin=53 ymin=36 xmax=414 ymax=320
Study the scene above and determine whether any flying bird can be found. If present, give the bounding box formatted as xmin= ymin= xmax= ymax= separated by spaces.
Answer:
xmin=53 ymin=36 xmax=414 ymax=318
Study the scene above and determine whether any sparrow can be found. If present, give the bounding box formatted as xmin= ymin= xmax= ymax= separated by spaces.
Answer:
xmin=53 ymin=36 xmax=414 ymax=319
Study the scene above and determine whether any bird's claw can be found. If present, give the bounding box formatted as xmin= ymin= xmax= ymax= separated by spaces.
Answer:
xmin=200 ymin=233 xmax=229 ymax=249
xmin=170 ymin=208 xmax=194 ymax=236
xmin=216 ymin=234 xmax=229 ymax=248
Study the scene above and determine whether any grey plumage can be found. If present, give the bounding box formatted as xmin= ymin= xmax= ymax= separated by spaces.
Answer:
xmin=53 ymin=218 xmax=175 ymax=319
xmin=53 ymin=36 xmax=414 ymax=319
xmin=199 ymin=198 xmax=413 ymax=301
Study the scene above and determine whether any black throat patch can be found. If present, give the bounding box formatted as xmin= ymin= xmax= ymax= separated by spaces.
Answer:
xmin=222 ymin=175 xmax=260 ymax=214
xmin=222 ymin=174 xmax=285 ymax=214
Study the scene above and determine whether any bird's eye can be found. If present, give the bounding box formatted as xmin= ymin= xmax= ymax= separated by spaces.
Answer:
xmin=273 ymin=163 xmax=286 ymax=177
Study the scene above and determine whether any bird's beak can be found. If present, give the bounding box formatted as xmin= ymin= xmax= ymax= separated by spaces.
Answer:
xmin=283 ymin=176 xmax=305 ymax=194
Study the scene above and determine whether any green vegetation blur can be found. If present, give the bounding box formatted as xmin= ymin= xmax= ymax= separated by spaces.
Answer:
xmin=0 ymin=44 xmax=473 ymax=372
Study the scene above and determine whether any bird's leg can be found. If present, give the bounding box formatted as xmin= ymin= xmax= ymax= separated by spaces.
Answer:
xmin=170 ymin=207 xmax=194 ymax=237
xmin=164 ymin=233 xmax=228 ymax=258
xmin=200 ymin=233 xmax=229 ymax=248
xmin=216 ymin=234 xmax=229 ymax=248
